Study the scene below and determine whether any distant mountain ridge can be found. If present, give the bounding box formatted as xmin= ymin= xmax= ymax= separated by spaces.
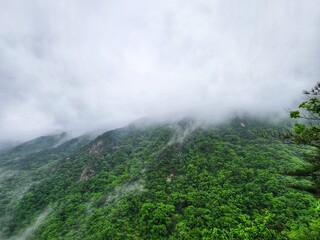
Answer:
xmin=0 ymin=132 xmax=69 ymax=159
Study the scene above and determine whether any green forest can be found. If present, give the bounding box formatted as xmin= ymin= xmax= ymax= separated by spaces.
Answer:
xmin=0 ymin=117 xmax=319 ymax=239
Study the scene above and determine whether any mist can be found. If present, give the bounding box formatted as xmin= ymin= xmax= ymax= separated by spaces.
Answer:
xmin=0 ymin=0 xmax=319 ymax=143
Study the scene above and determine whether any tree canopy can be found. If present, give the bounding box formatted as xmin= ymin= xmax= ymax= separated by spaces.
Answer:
xmin=290 ymin=82 xmax=320 ymax=195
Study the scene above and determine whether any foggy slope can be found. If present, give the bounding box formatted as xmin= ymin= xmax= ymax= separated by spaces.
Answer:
xmin=0 ymin=118 xmax=318 ymax=239
xmin=0 ymin=133 xmax=70 ymax=165
xmin=0 ymin=132 xmax=93 ymax=240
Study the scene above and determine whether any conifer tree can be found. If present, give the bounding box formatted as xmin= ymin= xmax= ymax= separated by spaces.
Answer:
xmin=290 ymin=82 xmax=320 ymax=194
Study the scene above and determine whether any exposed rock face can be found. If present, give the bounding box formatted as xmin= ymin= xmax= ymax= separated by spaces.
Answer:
xmin=79 ymin=166 xmax=95 ymax=181
xmin=89 ymin=140 xmax=103 ymax=155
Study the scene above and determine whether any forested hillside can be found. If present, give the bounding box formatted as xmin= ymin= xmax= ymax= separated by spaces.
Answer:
xmin=1 ymin=119 xmax=319 ymax=239
xmin=0 ymin=133 xmax=93 ymax=239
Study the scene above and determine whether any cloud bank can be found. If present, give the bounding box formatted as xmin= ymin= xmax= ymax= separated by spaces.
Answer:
xmin=0 ymin=0 xmax=320 ymax=142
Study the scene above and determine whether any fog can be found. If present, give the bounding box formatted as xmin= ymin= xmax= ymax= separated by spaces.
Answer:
xmin=0 ymin=0 xmax=319 ymax=143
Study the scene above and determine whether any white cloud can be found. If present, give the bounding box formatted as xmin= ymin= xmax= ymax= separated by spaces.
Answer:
xmin=0 ymin=0 xmax=319 ymax=142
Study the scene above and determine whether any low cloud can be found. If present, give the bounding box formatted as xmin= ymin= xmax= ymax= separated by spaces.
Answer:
xmin=0 ymin=0 xmax=319 ymax=142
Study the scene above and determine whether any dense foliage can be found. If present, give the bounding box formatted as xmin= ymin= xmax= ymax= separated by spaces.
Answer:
xmin=1 ymin=119 xmax=319 ymax=239
xmin=290 ymin=83 xmax=320 ymax=195
xmin=0 ymin=133 xmax=92 ymax=238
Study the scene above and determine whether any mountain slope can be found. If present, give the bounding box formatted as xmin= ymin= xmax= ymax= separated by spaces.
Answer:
xmin=0 ymin=132 xmax=70 ymax=165
xmin=0 ymin=133 xmax=94 ymax=238
xmin=2 ymin=119 xmax=320 ymax=239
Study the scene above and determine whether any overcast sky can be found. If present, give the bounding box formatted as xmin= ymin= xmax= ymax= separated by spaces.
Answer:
xmin=0 ymin=0 xmax=319 ymax=143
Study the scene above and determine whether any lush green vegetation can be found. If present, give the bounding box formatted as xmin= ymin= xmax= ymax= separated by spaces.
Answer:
xmin=0 ymin=132 xmax=69 ymax=166
xmin=290 ymin=83 xmax=320 ymax=195
xmin=1 ymin=119 xmax=319 ymax=239
xmin=0 ymin=133 xmax=92 ymax=238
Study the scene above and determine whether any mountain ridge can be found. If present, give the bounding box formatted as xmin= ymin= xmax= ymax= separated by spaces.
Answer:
xmin=0 ymin=118 xmax=319 ymax=239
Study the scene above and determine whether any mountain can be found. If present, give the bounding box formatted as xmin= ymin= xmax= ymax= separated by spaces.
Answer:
xmin=0 ymin=132 xmax=70 ymax=166
xmin=0 ymin=119 xmax=319 ymax=239
xmin=0 ymin=132 xmax=94 ymax=239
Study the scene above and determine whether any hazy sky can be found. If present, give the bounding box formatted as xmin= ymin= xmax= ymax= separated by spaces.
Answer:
xmin=0 ymin=0 xmax=319 ymax=143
